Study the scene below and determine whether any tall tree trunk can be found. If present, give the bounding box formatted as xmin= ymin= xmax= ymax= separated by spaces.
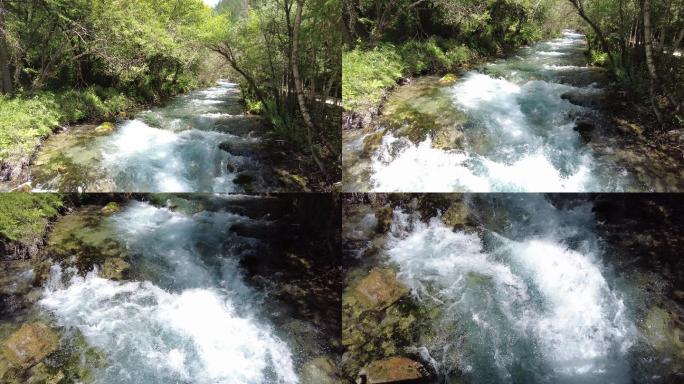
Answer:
xmin=0 ymin=0 xmax=13 ymax=94
xmin=643 ymin=0 xmax=664 ymax=126
xmin=292 ymin=0 xmax=328 ymax=176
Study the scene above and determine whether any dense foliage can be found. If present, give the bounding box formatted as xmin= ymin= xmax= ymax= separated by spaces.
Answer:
xmin=342 ymin=0 xmax=568 ymax=113
xmin=0 ymin=193 xmax=62 ymax=242
xmin=210 ymin=0 xmax=341 ymax=181
xmin=567 ymin=0 xmax=684 ymax=129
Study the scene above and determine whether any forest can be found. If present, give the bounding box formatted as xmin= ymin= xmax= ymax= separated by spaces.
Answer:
xmin=342 ymin=0 xmax=684 ymax=192
xmin=0 ymin=0 xmax=341 ymax=191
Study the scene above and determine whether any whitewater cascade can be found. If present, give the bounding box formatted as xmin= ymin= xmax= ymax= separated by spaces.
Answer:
xmin=39 ymin=202 xmax=299 ymax=384
xmin=370 ymin=31 xmax=632 ymax=192
xmin=384 ymin=198 xmax=636 ymax=383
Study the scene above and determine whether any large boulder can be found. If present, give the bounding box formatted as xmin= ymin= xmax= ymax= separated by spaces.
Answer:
xmin=561 ymin=91 xmax=606 ymax=108
xmin=2 ymin=323 xmax=59 ymax=368
xmin=354 ymin=268 xmax=408 ymax=311
xmin=440 ymin=200 xmax=470 ymax=229
xmin=358 ymin=357 xmax=429 ymax=384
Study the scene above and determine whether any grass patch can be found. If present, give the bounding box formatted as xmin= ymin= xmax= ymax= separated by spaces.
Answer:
xmin=0 ymin=87 xmax=134 ymax=164
xmin=342 ymin=39 xmax=476 ymax=112
xmin=0 ymin=193 xmax=63 ymax=243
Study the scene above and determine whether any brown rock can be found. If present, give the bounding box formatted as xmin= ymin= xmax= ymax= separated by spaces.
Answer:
xmin=359 ymin=357 xmax=429 ymax=383
xmin=2 ymin=323 xmax=59 ymax=368
xmin=354 ymin=268 xmax=408 ymax=310
xmin=375 ymin=206 xmax=393 ymax=234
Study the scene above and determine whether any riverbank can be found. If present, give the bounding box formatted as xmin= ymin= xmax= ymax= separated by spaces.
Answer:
xmin=0 ymin=83 xmax=216 ymax=189
xmin=0 ymin=194 xmax=344 ymax=383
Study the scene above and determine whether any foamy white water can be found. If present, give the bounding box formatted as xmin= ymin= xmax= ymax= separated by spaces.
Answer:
xmin=369 ymin=31 xmax=632 ymax=192
xmin=40 ymin=202 xmax=299 ymax=384
xmin=96 ymin=81 xmax=271 ymax=192
xmin=384 ymin=198 xmax=635 ymax=383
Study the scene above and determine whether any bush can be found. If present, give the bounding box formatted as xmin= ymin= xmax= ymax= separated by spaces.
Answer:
xmin=0 ymin=88 xmax=134 ymax=162
xmin=0 ymin=95 xmax=62 ymax=161
xmin=0 ymin=193 xmax=63 ymax=242
xmin=342 ymin=46 xmax=404 ymax=112
xmin=343 ymin=40 xmax=476 ymax=113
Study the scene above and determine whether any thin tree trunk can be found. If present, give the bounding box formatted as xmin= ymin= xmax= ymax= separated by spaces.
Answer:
xmin=643 ymin=0 xmax=664 ymax=127
xmin=0 ymin=1 xmax=13 ymax=94
xmin=292 ymin=0 xmax=328 ymax=176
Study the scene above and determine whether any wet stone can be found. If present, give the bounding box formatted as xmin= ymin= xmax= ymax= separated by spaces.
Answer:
xmin=2 ymin=323 xmax=59 ymax=368
xmin=359 ymin=357 xmax=429 ymax=384
xmin=301 ymin=357 xmax=345 ymax=384
xmin=354 ymin=268 xmax=408 ymax=311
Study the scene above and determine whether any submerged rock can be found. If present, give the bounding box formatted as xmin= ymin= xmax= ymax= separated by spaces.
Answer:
xmin=301 ymin=357 xmax=345 ymax=384
xmin=100 ymin=257 xmax=130 ymax=280
xmin=358 ymin=356 xmax=429 ymax=384
xmin=2 ymin=323 xmax=59 ymax=368
xmin=354 ymin=268 xmax=408 ymax=311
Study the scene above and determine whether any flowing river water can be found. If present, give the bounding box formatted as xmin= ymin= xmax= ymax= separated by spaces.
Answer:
xmin=344 ymin=31 xmax=650 ymax=192
xmin=343 ymin=195 xmax=684 ymax=383
xmin=21 ymin=82 xmax=276 ymax=192
xmin=1 ymin=196 xmax=340 ymax=383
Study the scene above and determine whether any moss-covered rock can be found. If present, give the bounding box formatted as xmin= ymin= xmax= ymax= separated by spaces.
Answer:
xmin=100 ymin=202 xmax=120 ymax=216
xmin=93 ymin=122 xmax=115 ymax=135
xmin=359 ymin=356 xmax=429 ymax=383
xmin=439 ymin=73 xmax=458 ymax=85
xmin=2 ymin=322 xmax=59 ymax=368
xmin=354 ymin=268 xmax=408 ymax=311
xmin=440 ymin=199 xmax=471 ymax=229
xmin=100 ymin=258 xmax=130 ymax=280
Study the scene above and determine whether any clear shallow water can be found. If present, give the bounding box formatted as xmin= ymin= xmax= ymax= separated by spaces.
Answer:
xmin=384 ymin=197 xmax=636 ymax=383
xmin=31 ymin=82 xmax=273 ymax=192
xmin=369 ymin=31 xmax=635 ymax=192
xmin=39 ymin=202 xmax=299 ymax=384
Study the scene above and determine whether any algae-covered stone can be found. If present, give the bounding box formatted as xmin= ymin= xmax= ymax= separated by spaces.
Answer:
xmin=359 ymin=356 xmax=429 ymax=383
xmin=642 ymin=306 xmax=684 ymax=356
xmin=301 ymin=357 xmax=344 ymax=384
xmin=100 ymin=258 xmax=130 ymax=280
xmin=93 ymin=122 xmax=115 ymax=135
xmin=47 ymin=206 xmax=127 ymax=274
xmin=440 ymin=201 xmax=470 ymax=229
xmin=431 ymin=127 xmax=463 ymax=151
xmin=26 ymin=363 xmax=65 ymax=384
xmin=362 ymin=131 xmax=386 ymax=157
xmin=354 ymin=268 xmax=408 ymax=310
xmin=100 ymin=202 xmax=121 ymax=216
xmin=439 ymin=73 xmax=458 ymax=85
xmin=2 ymin=323 xmax=59 ymax=368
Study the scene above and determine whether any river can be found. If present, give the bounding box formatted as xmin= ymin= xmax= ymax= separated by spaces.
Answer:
xmin=344 ymin=31 xmax=651 ymax=192
xmin=22 ymin=82 xmax=277 ymax=192
xmin=342 ymin=194 xmax=684 ymax=383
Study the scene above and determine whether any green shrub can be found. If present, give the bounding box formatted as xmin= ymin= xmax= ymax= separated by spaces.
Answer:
xmin=342 ymin=46 xmax=404 ymax=111
xmin=343 ymin=40 xmax=476 ymax=113
xmin=0 ymin=95 xmax=62 ymax=161
xmin=0 ymin=193 xmax=63 ymax=242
